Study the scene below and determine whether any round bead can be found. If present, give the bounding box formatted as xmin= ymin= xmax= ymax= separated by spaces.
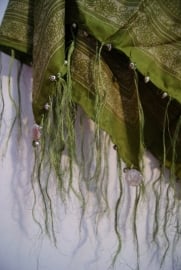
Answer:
xmin=44 ymin=103 xmax=50 ymax=110
xmin=106 ymin=44 xmax=112 ymax=51
xmin=64 ymin=60 xmax=68 ymax=65
xmin=32 ymin=140 xmax=40 ymax=147
xmin=161 ymin=92 xmax=168 ymax=99
xmin=83 ymin=31 xmax=89 ymax=37
xmin=72 ymin=22 xmax=77 ymax=29
xmin=124 ymin=168 xmax=143 ymax=186
xmin=144 ymin=76 xmax=150 ymax=83
xmin=129 ymin=62 xmax=136 ymax=70
xmin=49 ymin=75 xmax=56 ymax=81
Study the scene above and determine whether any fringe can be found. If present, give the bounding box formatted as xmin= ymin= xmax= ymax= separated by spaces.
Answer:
xmin=152 ymin=98 xmax=172 ymax=247
xmin=75 ymin=42 xmax=110 ymax=225
xmin=162 ymin=97 xmax=172 ymax=173
xmin=3 ymin=50 xmax=21 ymax=155
xmin=91 ymin=42 xmax=107 ymax=183
xmin=3 ymin=50 xmax=16 ymax=154
xmin=133 ymin=69 xmax=145 ymax=172
xmin=160 ymin=184 xmax=171 ymax=268
xmin=16 ymin=62 xmax=23 ymax=140
xmin=111 ymin=156 xmax=122 ymax=267
xmin=31 ymin=148 xmax=44 ymax=236
xmin=170 ymin=115 xmax=181 ymax=187
xmin=0 ymin=53 xmax=5 ymax=135
xmin=132 ymin=186 xmax=141 ymax=270
xmin=31 ymin=147 xmax=57 ymax=245
xmin=31 ymin=41 xmax=79 ymax=242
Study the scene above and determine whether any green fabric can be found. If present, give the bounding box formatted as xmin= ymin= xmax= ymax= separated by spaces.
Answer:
xmin=0 ymin=0 xmax=33 ymax=63
xmin=71 ymin=34 xmax=141 ymax=167
xmin=0 ymin=0 xmax=181 ymax=175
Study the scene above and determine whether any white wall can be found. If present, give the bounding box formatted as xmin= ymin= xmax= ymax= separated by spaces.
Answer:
xmin=0 ymin=2 xmax=181 ymax=270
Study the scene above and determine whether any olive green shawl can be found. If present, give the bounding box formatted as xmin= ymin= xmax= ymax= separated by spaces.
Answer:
xmin=0 ymin=0 xmax=181 ymax=177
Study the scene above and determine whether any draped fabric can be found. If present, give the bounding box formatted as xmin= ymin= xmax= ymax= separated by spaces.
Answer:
xmin=0 ymin=0 xmax=181 ymax=177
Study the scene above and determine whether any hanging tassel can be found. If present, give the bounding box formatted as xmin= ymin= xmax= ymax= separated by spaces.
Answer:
xmin=16 ymin=62 xmax=23 ymax=140
xmin=132 ymin=67 xmax=145 ymax=172
xmin=64 ymin=40 xmax=79 ymax=194
xmin=151 ymin=98 xmax=171 ymax=248
xmin=162 ymin=97 xmax=172 ymax=174
xmin=30 ymin=39 xmax=79 ymax=242
xmin=132 ymin=186 xmax=141 ymax=270
xmin=34 ymin=40 xmax=78 ymax=195
xmin=89 ymin=42 xmax=108 ymax=184
xmin=159 ymin=184 xmax=171 ymax=269
xmin=111 ymin=156 xmax=122 ymax=267
xmin=3 ymin=49 xmax=19 ymax=155
xmin=170 ymin=115 xmax=181 ymax=187
xmin=94 ymin=42 xmax=105 ymax=129
xmin=31 ymin=137 xmax=57 ymax=246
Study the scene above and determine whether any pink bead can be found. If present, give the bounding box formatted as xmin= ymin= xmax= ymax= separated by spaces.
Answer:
xmin=32 ymin=124 xmax=41 ymax=141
